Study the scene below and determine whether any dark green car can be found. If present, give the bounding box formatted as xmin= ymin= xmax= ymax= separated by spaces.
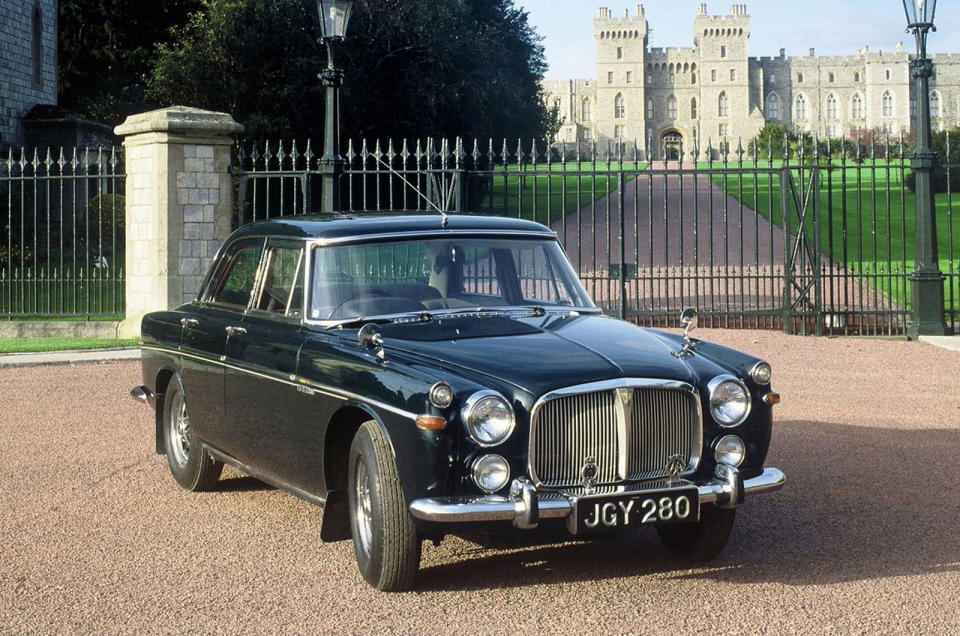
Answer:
xmin=131 ymin=213 xmax=785 ymax=591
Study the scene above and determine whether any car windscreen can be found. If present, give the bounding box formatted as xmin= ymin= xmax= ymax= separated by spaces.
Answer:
xmin=308 ymin=237 xmax=595 ymax=321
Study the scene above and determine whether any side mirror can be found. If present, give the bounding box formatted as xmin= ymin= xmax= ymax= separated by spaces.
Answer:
xmin=358 ymin=323 xmax=385 ymax=360
xmin=680 ymin=307 xmax=698 ymax=341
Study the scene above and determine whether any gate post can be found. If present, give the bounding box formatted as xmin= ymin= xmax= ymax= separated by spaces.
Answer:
xmin=114 ymin=107 xmax=243 ymax=338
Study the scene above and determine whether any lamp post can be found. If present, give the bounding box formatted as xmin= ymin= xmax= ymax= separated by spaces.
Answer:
xmin=902 ymin=0 xmax=949 ymax=337
xmin=316 ymin=0 xmax=353 ymax=213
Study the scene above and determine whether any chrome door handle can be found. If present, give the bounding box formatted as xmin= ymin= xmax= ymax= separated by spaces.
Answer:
xmin=180 ymin=318 xmax=199 ymax=328
xmin=225 ymin=326 xmax=247 ymax=336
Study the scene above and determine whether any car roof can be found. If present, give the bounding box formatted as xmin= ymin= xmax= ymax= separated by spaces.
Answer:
xmin=228 ymin=213 xmax=556 ymax=243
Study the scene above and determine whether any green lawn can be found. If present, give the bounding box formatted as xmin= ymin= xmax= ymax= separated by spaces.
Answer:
xmin=709 ymin=161 xmax=960 ymax=304
xmin=478 ymin=162 xmax=647 ymax=224
xmin=0 ymin=337 xmax=138 ymax=354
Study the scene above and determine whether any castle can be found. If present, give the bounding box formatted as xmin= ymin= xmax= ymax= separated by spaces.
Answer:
xmin=543 ymin=3 xmax=960 ymax=159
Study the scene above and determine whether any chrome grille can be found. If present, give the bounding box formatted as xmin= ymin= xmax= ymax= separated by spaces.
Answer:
xmin=529 ymin=380 xmax=701 ymax=489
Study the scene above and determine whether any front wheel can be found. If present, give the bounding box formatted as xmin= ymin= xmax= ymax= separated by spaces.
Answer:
xmin=163 ymin=377 xmax=223 ymax=491
xmin=655 ymin=504 xmax=736 ymax=561
xmin=347 ymin=421 xmax=421 ymax=592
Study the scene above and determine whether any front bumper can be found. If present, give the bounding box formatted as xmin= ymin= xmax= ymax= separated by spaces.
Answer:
xmin=409 ymin=465 xmax=785 ymax=530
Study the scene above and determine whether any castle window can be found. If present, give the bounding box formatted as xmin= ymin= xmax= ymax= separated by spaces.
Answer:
xmin=582 ymin=98 xmax=591 ymax=122
xmin=646 ymin=73 xmax=652 ymax=84
xmin=765 ymin=93 xmax=780 ymax=120
xmin=852 ymin=93 xmax=864 ymax=119
xmin=691 ymin=97 xmax=698 ymax=119
xmin=711 ymin=69 xmax=717 ymax=82
xmin=721 ymin=45 xmax=727 ymax=58
xmin=615 ymin=93 xmax=625 ymax=119
xmin=719 ymin=123 xmax=729 ymax=137
xmin=930 ymin=91 xmax=941 ymax=118
xmin=667 ymin=96 xmax=677 ymax=120
xmin=32 ymin=3 xmax=43 ymax=90
xmin=608 ymin=71 xmax=614 ymax=84
xmin=626 ymin=71 xmax=633 ymax=84
xmin=730 ymin=69 xmax=736 ymax=81
xmin=883 ymin=122 xmax=894 ymax=135
xmin=718 ymin=92 xmax=729 ymax=117
xmin=828 ymin=72 xmax=835 ymax=83
xmin=826 ymin=93 xmax=838 ymax=120
xmin=769 ymin=72 xmax=776 ymax=84
xmin=646 ymin=97 xmax=654 ymax=120
xmin=582 ymin=128 xmax=593 ymax=142
xmin=615 ymin=125 xmax=625 ymax=139
xmin=882 ymin=91 xmax=893 ymax=117
xmin=826 ymin=124 xmax=838 ymax=138
xmin=885 ymin=69 xmax=891 ymax=81
xmin=795 ymin=94 xmax=807 ymax=120
xmin=669 ymin=73 xmax=675 ymax=86
xmin=617 ymin=47 xmax=623 ymax=59
xmin=854 ymin=72 xmax=861 ymax=82
xmin=797 ymin=72 xmax=804 ymax=83
xmin=691 ymin=72 xmax=696 ymax=84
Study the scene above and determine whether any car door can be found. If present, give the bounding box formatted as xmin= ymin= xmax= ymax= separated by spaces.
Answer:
xmin=223 ymin=240 xmax=308 ymax=483
xmin=180 ymin=237 xmax=265 ymax=453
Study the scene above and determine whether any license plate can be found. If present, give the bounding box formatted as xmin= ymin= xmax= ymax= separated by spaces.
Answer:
xmin=573 ymin=487 xmax=699 ymax=534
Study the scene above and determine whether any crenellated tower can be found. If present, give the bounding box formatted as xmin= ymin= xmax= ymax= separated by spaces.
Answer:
xmin=593 ymin=5 xmax=648 ymax=148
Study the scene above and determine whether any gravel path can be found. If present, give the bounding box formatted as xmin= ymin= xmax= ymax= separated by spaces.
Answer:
xmin=1 ymin=331 xmax=958 ymax=635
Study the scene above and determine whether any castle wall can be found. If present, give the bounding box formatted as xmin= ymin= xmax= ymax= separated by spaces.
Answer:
xmin=542 ymin=3 xmax=960 ymax=160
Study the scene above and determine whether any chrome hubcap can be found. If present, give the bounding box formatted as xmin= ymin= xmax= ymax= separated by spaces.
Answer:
xmin=168 ymin=392 xmax=191 ymax=468
xmin=354 ymin=458 xmax=373 ymax=555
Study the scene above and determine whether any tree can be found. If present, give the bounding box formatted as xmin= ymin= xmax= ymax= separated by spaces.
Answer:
xmin=754 ymin=123 xmax=793 ymax=160
xmin=148 ymin=0 xmax=555 ymax=142
xmin=58 ymin=0 xmax=203 ymax=124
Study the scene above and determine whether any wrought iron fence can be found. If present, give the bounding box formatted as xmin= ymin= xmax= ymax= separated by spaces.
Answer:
xmin=0 ymin=146 xmax=125 ymax=319
xmin=233 ymin=133 xmax=959 ymax=335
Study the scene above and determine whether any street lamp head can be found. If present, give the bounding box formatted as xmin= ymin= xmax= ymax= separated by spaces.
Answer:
xmin=317 ymin=0 xmax=353 ymax=41
xmin=902 ymin=0 xmax=936 ymax=27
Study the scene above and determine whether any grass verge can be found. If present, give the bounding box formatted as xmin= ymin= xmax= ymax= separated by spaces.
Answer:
xmin=0 ymin=337 xmax=139 ymax=354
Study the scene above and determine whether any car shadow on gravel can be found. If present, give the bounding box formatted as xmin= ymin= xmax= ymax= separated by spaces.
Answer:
xmin=215 ymin=475 xmax=275 ymax=493
xmin=416 ymin=419 xmax=960 ymax=592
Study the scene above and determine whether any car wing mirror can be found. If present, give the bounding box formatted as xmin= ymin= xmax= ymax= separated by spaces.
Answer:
xmin=358 ymin=323 xmax=386 ymax=361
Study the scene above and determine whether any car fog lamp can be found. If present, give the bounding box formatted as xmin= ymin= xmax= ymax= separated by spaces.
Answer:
xmin=429 ymin=381 xmax=454 ymax=408
xmin=462 ymin=391 xmax=515 ymax=446
xmin=750 ymin=361 xmax=772 ymax=385
xmin=708 ymin=375 xmax=751 ymax=427
xmin=472 ymin=454 xmax=510 ymax=493
xmin=714 ymin=435 xmax=746 ymax=467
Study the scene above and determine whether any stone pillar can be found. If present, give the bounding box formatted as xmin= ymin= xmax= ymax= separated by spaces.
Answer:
xmin=115 ymin=107 xmax=243 ymax=338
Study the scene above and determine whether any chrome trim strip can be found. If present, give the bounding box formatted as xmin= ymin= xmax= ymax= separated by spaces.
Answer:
xmin=527 ymin=378 xmax=703 ymax=489
xmin=306 ymin=229 xmax=557 ymax=248
xmin=139 ymin=344 xmax=418 ymax=420
xmin=408 ymin=467 xmax=786 ymax=524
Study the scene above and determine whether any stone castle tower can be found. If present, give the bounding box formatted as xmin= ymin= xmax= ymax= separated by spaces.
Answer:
xmin=544 ymin=3 xmax=960 ymax=160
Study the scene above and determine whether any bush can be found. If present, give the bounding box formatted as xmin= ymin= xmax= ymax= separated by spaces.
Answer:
xmin=904 ymin=127 xmax=960 ymax=193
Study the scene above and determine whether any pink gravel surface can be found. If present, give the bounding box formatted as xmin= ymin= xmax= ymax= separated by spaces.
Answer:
xmin=1 ymin=329 xmax=958 ymax=635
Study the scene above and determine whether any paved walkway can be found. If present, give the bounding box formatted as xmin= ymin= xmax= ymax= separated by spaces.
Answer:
xmin=0 ymin=347 xmax=140 ymax=368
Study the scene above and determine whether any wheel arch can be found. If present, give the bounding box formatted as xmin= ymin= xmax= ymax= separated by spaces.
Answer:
xmin=319 ymin=403 xmax=390 ymax=542
xmin=153 ymin=367 xmax=179 ymax=454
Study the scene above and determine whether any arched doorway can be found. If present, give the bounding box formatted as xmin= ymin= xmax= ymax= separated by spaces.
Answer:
xmin=661 ymin=130 xmax=683 ymax=160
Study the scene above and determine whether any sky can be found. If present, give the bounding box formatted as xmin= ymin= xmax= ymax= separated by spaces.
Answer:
xmin=516 ymin=0 xmax=960 ymax=80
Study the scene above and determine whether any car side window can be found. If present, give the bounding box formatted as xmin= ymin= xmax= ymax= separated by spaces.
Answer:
xmin=254 ymin=246 xmax=304 ymax=316
xmin=211 ymin=244 xmax=263 ymax=307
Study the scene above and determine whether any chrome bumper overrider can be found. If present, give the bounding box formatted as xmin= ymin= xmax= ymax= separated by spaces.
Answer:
xmin=408 ymin=465 xmax=785 ymax=529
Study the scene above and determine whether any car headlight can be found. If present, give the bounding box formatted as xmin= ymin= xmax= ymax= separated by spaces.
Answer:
xmin=461 ymin=390 xmax=515 ymax=446
xmin=714 ymin=434 xmax=746 ymax=467
xmin=708 ymin=375 xmax=751 ymax=427
xmin=750 ymin=361 xmax=772 ymax=385
xmin=472 ymin=454 xmax=510 ymax=493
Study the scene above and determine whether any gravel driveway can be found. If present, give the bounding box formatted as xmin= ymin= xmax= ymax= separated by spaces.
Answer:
xmin=1 ymin=330 xmax=958 ymax=635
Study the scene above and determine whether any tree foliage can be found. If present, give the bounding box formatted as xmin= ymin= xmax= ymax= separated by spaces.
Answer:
xmin=147 ymin=0 xmax=554 ymax=141
xmin=58 ymin=0 xmax=203 ymax=123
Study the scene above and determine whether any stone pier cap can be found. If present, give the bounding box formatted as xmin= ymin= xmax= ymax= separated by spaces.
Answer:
xmin=115 ymin=106 xmax=244 ymax=138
